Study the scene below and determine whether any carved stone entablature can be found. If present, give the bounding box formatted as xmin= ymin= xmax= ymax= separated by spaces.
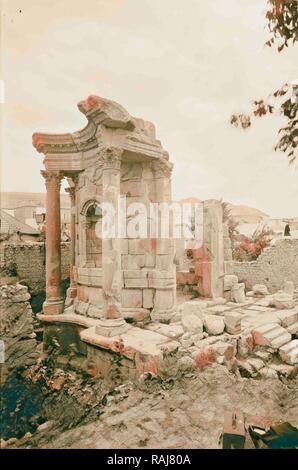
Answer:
xmin=152 ymin=159 xmax=173 ymax=178
xmin=41 ymin=170 xmax=62 ymax=190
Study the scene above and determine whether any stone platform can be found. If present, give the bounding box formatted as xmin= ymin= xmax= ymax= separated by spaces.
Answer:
xmin=38 ymin=307 xmax=179 ymax=378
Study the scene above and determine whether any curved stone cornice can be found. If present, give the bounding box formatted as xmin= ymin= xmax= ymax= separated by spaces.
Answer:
xmin=78 ymin=95 xmax=135 ymax=131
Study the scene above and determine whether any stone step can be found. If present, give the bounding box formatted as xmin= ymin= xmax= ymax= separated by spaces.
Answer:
xmin=279 ymin=340 xmax=298 ymax=365
xmin=252 ymin=323 xmax=291 ymax=349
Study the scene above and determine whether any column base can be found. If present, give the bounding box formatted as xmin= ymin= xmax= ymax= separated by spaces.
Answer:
xmin=95 ymin=318 xmax=131 ymax=337
xmin=43 ymin=298 xmax=65 ymax=315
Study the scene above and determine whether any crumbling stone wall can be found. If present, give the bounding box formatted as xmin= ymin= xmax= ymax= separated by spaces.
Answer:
xmin=0 ymin=283 xmax=39 ymax=384
xmin=234 ymin=239 xmax=298 ymax=292
xmin=0 ymin=243 xmax=70 ymax=294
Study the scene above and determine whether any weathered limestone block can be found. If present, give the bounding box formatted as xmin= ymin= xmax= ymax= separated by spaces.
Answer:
xmin=252 ymin=284 xmax=269 ymax=296
xmin=154 ymin=289 xmax=174 ymax=310
xmin=148 ymin=270 xmax=175 ymax=289
xmin=213 ymin=341 xmax=236 ymax=360
xmin=287 ymin=322 xmax=298 ymax=336
xmin=124 ymin=278 xmax=148 ymax=288
xmin=231 ymin=283 xmax=245 ymax=303
xmin=122 ymin=289 xmax=142 ymax=308
xmin=252 ymin=323 xmax=291 ymax=349
xmin=224 ymin=275 xmax=238 ymax=292
xmin=128 ymin=239 xmax=151 ymax=255
xmin=270 ymin=292 xmax=294 ymax=310
xmin=237 ymin=333 xmax=254 ymax=357
xmin=279 ymin=340 xmax=298 ymax=365
xmin=155 ymin=254 xmax=174 ymax=270
xmin=276 ymin=309 xmax=298 ymax=328
xmin=182 ymin=314 xmax=203 ymax=334
xmin=180 ymin=300 xmax=207 ymax=319
xmin=121 ymin=254 xmax=146 ymax=269
xmin=224 ymin=311 xmax=242 ymax=335
xmin=155 ymin=239 xmax=175 ymax=255
xmin=203 ymin=315 xmax=225 ymax=335
xmin=224 ymin=261 xmax=235 ymax=275
xmin=143 ymin=289 xmax=154 ymax=309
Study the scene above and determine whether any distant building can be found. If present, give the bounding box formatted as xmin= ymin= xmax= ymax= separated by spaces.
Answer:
xmin=1 ymin=192 xmax=70 ymax=229
xmin=0 ymin=209 xmax=40 ymax=242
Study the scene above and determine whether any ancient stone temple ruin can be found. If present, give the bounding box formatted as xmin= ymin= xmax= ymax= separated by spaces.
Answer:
xmin=32 ymin=95 xmax=177 ymax=376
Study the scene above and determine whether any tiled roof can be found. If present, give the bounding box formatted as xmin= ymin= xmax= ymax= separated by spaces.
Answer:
xmin=0 ymin=209 xmax=40 ymax=235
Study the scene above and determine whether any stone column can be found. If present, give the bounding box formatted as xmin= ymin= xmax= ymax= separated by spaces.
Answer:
xmin=41 ymin=170 xmax=64 ymax=315
xmin=95 ymin=148 xmax=130 ymax=337
xmin=65 ymin=185 xmax=77 ymax=304
xmin=151 ymin=159 xmax=176 ymax=323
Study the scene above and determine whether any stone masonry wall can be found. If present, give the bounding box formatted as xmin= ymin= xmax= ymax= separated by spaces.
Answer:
xmin=0 ymin=242 xmax=71 ymax=294
xmin=234 ymin=238 xmax=298 ymax=293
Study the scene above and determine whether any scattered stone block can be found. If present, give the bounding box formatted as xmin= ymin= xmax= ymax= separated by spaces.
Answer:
xmin=182 ymin=314 xmax=203 ymax=334
xmin=270 ymin=292 xmax=294 ymax=310
xmin=287 ymin=322 xmax=298 ymax=336
xmin=252 ymin=284 xmax=269 ymax=296
xmin=279 ymin=340 xmax=298 ymax=365
xmin=203 ymin=315 xmax=225 ymax=336
xmin=252 ymin=323 xmax=291 ymax=349
xmin=213 ymin=341 xmax=235 ymax=360
xmin=276 ymin=310 xmax=298 ymax=327
xmin=224 ymin=311 xmax=242 ymax=335
xmin=260 ymin=367 xmax=278 ymax=379
xmin=246 ymin=358 xmax=265 ymax=371
xmin=180 ymin=301 xmax=206 ymax=319
xmin=231 ymin=283 xmax=246 ymax=303
xmin=270 ymin=363 xmax=294 ymax=376
xmin=237 ymin=333 xmax=254 ymax=357
xmin=223 ymin=274 xmax=238 ymax=291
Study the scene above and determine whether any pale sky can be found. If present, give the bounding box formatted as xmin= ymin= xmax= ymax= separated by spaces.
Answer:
xmin=1 ymin=0 xmax=297 ymax=217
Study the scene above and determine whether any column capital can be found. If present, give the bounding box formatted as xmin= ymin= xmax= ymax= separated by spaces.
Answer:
xmin=41 ymin=170 xmax=63 ymax=190
xmin=152 ymin=159 xmax=173 ymax=178
xmin=101 ymin=147 xmax=123 ymax=171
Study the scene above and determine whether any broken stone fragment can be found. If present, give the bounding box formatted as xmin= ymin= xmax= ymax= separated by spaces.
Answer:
xmin=276 ymin=309 xmax=298 ymax=328
xmin=203 ymin=315 xmax=225 ymax=336
xmin=223 ymin=275 xmax=238 ymax=291
xmin=279 ymin=339 xmax=298 ymax=365
xmin=230 ymin=283 xmax=246 ymax=303
xmin=182 ymin=314 xmax=203 ymax=334
xmin=224 ymin=311 xmax=242 ymax=335
xmin=259 ymin=367 xmax=278 ymax=379
xmin=252 ymin=284 xmax=269 ymax=297
xmin=252 ymin=323 xmax=291 ymax=349
xmin=270 ymin=292 xmax=294 ymax=310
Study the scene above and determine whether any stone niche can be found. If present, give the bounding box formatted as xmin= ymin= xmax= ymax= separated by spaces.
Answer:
xmin=32 ymin=96 xmax=177 ymax=329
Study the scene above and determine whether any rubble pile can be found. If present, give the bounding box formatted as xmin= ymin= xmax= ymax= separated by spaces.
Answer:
xmin=0 ymin=283 xmax=39 ymax=384
xmin=150 ymin=277 xmax=298 ymax=379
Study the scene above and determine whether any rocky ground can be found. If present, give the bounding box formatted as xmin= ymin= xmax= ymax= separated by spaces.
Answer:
xmin=13 ymin=366 xmax=298 ymax=449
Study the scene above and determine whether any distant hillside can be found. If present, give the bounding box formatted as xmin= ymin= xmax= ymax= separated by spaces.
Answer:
xmin=226 ymin=203 xmax=268 ymax=224
xmin=0 ymin=192 xmax=70 ymax=209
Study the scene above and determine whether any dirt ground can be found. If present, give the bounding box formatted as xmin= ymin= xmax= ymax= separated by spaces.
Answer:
xmin=28 ymin=365 xmax=298 ymax=449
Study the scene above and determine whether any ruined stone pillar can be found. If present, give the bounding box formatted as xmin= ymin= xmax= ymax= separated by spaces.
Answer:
xmin=41 ymin=170 xmax=64 ymax=315
xmin=65 ymin=185 xmax=77 ymax=304
xmin=150 ymin=159 xmax=176 ymax=322
xmin=196 ymin=200 xmax=224 ymax=298
xmin=95 ymin=148 xmax=130 ymax=337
